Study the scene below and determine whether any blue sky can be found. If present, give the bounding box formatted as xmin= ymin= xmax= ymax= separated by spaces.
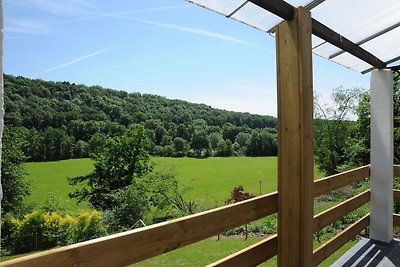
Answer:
xmin=4 ymin=0 xmax=370 ymax=116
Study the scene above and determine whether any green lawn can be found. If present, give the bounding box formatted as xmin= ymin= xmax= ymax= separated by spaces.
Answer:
xmin=152 ymin=157 xmax=279 ymax=207
xmin=1 ymin=236 xmax=358 ymax=266
xmin=25 ymin=158 xmax=94 ymax=213
xmin=25 ymin=156 xmax=325 ymax=212
xmin=132 ymin=236 xmax=357 ymax=266
xmin=25 ymin=157 xmax=324 ymax=211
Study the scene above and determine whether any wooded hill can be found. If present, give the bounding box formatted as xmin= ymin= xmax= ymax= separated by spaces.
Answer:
xmin=4 ymin=74 xmax=278 ymax=161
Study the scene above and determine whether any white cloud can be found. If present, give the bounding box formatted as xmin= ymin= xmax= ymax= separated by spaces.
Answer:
xmin=100 ymin=58 xmax=153 ymax=71
xmin=50 ymin=5 xmax=189 ymax=25
xmin=34 ymin=48 xmax=110 ymax=76
xmin=23 ymin=0 xmax=94 ymax=15
xmin=5 ymin=18 xmax=50 ymax=34
xmin=102 ymin=14 xmax=267 ymax=50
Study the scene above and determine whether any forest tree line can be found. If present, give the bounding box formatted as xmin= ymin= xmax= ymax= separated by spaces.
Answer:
xmin=4 ymin=74 xmax=278 ymax=161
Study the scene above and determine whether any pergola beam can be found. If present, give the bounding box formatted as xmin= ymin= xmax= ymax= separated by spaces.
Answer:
xmin=329 ymin=22 xmax=400 ymax=60
xmin=249 ymin=0 xmax=294 ymax=20
xmin=249 ymin=0 xmax=387 ymax=69
xmin=311 ymin=19 xmax=386 ymax=69
xmin=304 ymin=0 xmax=326 ymax=11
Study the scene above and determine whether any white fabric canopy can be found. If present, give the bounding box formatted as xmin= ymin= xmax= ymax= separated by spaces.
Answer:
xmin=187 ymin=0 xmax=400 ymax=73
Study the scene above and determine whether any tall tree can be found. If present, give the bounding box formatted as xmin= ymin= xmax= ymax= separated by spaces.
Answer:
xmin=190 ymin=130 xmax=210 ymax=157
xmin=69 ymin=125 xmax=152 ymax=210
xmin=314 ymin=87 xmax=363 ymax=175
xmin=1 ymin=127 xmax=30 ymax=214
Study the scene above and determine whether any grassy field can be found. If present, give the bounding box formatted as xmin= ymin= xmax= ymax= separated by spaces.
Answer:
xmin=134 ymin=236 xmax=358 ymax=267
xmin=1 ymin=236 xmax=357 ymax=266
xmin=21 ymin=157 xmax=351 ymax=266
xmin=25 ymin=156 xmax=325 ymax=212
xmin=153 ymin=157 xmax=279 ymax=207
xmin=25 ymin=158 xmax=94 ymax=213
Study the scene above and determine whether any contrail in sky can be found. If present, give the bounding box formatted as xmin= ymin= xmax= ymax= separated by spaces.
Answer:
xmin=105 ymin=14 xmax=268 ymax=50
xmin=34 ymin=48 xmax=110 ymax=76
xmin=51 ymin=5 xmax=188 ymax=25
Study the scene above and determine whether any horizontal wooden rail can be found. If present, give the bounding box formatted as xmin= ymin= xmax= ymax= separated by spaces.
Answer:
xmin=312 ymin=213 xmax=370 ymax=267
xmin=394 ymin=214 xmax=400 ymax=226
xmin=0 ymin=192 xmax=278 ymax=267
xmin=313 ymin=189 xmax=370 ymax=233
xmin=207 ymin=234 xmax=277 ymax=267
xmin=394 ymin=190 xmax=400 ymax=202
xmin=394 ymin=165 xmax=400 ymax=177
xmin=313 ymin=165 xmax=370 ymax=198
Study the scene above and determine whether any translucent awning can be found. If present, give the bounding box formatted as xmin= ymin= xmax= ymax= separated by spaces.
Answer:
xmin=187 ymin=0 xmax=400 ymax=73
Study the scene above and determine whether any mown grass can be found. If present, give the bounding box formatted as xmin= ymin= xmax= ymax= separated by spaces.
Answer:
xmin=25 ymin=157 xmax=282 ymax=211
xmin=25 ymin=158 xmax=94 ymax=213
xmin=24 ymin=157 xmax=324 ymax=212
xmin=133 ymin=236 xmax=357 ymax=266
xmin=152 ymin=157 xmax=279 ymax=207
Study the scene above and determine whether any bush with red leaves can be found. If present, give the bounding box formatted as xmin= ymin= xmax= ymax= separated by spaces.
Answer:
xmin=226 ymin=186 xmax=255 ymax=204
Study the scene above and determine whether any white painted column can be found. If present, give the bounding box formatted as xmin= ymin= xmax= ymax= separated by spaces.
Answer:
xmin=370 ymin=69 xmax=394 ymax=243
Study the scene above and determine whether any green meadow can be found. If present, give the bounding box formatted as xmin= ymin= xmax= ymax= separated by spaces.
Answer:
xmin=22 ymin=157 xmax=350 ymax=266
xmin=25 ymin=156 xmax=325 ymax=212
xmin=134 ymin=237 xmax=357 ymax=267
xmin=25 ymin=158 xmax=94 ymax=213
xmin=152 ymin=157 xmax=279 ymax=207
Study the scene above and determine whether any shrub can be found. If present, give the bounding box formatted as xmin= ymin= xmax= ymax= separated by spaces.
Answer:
xmin=12 ymin=210 xmax=46 ymax=253
xmin=226 ymin=186 xmax=255 ymax=204
xmin=71 ymin=211 xmax=107 ymax=243
xmin=2 ymin=210 xmax=107 ymax=255
xmin=41 ymin=193 xmax=66 ymax=214
xmin=1 ymin=214 xmax=18 ymax=255
xmin=103 ymin=185 xmax=149 ymax=233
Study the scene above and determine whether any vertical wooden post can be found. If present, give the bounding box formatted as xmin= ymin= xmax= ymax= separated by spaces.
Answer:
xmin=276 ymin=7 xmax=313 ymax=267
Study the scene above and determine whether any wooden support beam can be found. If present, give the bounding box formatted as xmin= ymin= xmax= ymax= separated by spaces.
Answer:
xmin=312 ymin=214 xmax=370 ymax=266
xmin=249 ymin=0 xmax=294 ymax=20
xmin=313 ymin=165 xmax=370 ymax=198
xmin=311 ymin=19 xmax=386 ymax=69
xmin=313 ymin=189 xmax=370 ymax=233
xmin=276 ymin=7 xmax=313 ymax=267
xmin=207 ymin=234 xmax=277 ymax=267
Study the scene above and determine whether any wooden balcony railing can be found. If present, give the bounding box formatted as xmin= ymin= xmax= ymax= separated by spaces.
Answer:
xmin=312 ymin=165 xmax=370 ymax=266
xmin=393 ymin=165 xmax=400 ymax=228
xmin=0 ymin=165 xmax=373 ymax=267
xmin=0 ymin=192 xmax=278 ymax=267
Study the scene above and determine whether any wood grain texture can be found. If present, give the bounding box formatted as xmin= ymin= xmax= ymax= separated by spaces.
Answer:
xmin=313 ymin=189 xmax=370 ymax=233
xmin=207 ymin=234 xmax=277 ymax=267
xmin=393 ymin=214 xmax=400 ymax=226
xmin=0 ymin=192 xmax=278 ymax=267
xmin=312 ymin=214 xmax=370 ymax=266
xmin=394 ymin=165 xmax=400 ymax=177
xmin=394 ymin=190 xmax=400 ymax=202
xmin=276 ymin=7 xmax=313 ymax=267
xmin=313 ymin=165 xmax=370 ymax=198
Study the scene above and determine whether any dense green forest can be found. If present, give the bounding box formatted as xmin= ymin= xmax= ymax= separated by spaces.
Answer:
xmin=4 ymin=74 xmax=277 ymax=161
